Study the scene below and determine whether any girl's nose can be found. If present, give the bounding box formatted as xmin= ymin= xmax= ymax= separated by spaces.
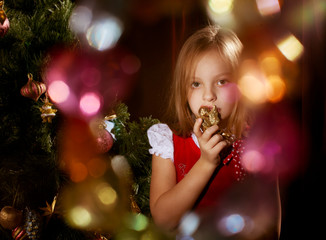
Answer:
xmin=203 ymin=87 xmax=217 ymax=102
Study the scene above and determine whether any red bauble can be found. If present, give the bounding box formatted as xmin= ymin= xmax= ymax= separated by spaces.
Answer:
xmin=20 ymin=73 xmax=47 ymax=101
xmin=96 ymin=129 xmax=114 ymax=153
xmin=0 ymin=17 xmax=9 ymax=37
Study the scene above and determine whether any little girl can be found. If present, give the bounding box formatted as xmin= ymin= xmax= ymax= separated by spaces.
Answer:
xmin=147 ymin=25 xmax=280 ymax=234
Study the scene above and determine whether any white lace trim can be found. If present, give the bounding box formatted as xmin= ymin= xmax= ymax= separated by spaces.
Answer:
xmin=147 ymin=124 xmax=200 ymax=163
xmin=147 ymin=123 xmax=174 ymax=162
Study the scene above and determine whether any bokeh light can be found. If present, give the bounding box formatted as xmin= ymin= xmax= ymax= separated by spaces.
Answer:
xmin=238 ymin=75 xmax=267 ymax=104
xmin=179 ymin=212 xmax=200 ymax=236
xmin=208 ymin=0 xmax=234 ymax=14
xmin=276 ymin=33 xmax=304 ymax=61
xmin=241 ymin=150 xmax=266 ymax=173
xmin=111 ymin=155 xmax=132 ymax=180
xmin=206 ymin=0 xmax=236 ymax=28
xmin=86 ymin=16 xmax=123 ymax=51
xmin=256 ymin=0 xmax=281 ymax=16
xmin=70 ymin=162 xmax=88 ymax=182
xmin=79 ymin=92 xmax=102 ymax=116
xmin=95 ymin=183 xmax=118 ymax=206
xmin=218 ymin=213 xmax=245 ymax=236
xmin=87 ymin=157 xmax=108 ymax=178
xmin=48 ymin=80 xmax=70 ymax=103
xmin=266 ymin=75 xmax=286 ymax=103
xmin=125 ymin=213 xmax=149 ymax=232
xmin=69 ymin=5 xmax=93 ymax=34
xmin=68 ymin=206 xmax=92 ymax=228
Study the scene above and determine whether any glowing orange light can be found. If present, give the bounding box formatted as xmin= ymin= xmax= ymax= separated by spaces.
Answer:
xmin=87 ymin=157 xmax=108 ymax=178
xmin=238 ymin=75 xmax=267 ymax=104
xmin=266 ymin=75 xmax=286 ymax=103
xmin=70 ymin=162 xmax=88 ymax=182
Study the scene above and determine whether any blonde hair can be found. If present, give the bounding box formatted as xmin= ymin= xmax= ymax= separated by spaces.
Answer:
xmin=165 ymin=25 xmax=247 ymax=138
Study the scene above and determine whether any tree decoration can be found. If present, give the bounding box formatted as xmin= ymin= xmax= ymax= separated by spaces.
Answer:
xmin=20 ymin=74 xmax=47 ymax=101
xmin=0 ymin=206 xmax=23 ymax=230
xmin=11 ymin=226 xmax=28 ymax=240
xmin=39 ymin=94 xmax=57 ymax=123
xmin=110 ymin=103 xmax=160 ymax=215
xmin=24 ymin=208 xmax=42 ymax=240
xmin=95 ymin=122 xmax=114 ymax=154
xmin=0 ymin=1 xmax=9 ymax=37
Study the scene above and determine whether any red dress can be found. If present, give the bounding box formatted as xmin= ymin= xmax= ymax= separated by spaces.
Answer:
xmin=173 ymin=133 xmax=246 ymax=211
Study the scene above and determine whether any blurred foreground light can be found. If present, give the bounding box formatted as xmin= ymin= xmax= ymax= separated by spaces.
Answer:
xmin=125 ymin=213 xmax=149 ymax=231
xmin=79 ymin=92 xmax=102 ymax=116
xmin=179 ymin=212 xmax=200 ymax=236
xmin=241 ymin=150 xmax=266 ymax=173
xmin=111 ymin=155 xmax=131 ymax=180
xmin=86 ymin=16 xmax=123 ymax=51
xmin=48 ymin=80 xmax=70 ymax=103
xmin=256 ymin=0 xmax=281 ymax=16
xmin=218 ymin=214 xmax=245 ymax=236
xmin=96 ymin=183 xmax=117 ymax=206
xmin=238 ymin=75 xmax=267 ymax=104
xmin=208 ymin=0 xmax=234 ymax=14
xmin=68 ymin=206 xmax=92 ymax=227
xmin=266 ymin=75 xmax=286 ymax=102
xmin=70 ymin=5 xmax=93 ymax=33
xmin=206 ymin=0 xmax=236 ymax=28
xmin=276 ymin=34 xmax=304 ymax=61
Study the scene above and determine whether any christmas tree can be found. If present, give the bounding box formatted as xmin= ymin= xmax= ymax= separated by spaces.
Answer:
xmin=0 ymin=1 xmax=161 ymax=239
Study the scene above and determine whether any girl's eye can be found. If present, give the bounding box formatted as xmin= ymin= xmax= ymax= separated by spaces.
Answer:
xmin=217 ymin=79 xmax=228 ymax=86
xmin=191 ymin=82 xmax=201 ymax=88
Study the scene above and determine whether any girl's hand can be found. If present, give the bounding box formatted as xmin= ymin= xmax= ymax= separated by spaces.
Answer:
xmin=193 ymin=118 xmax=227 ymax=166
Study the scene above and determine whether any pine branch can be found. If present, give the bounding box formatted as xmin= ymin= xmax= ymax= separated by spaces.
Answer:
xmin=111 ymin=103 xmax=159 ymax=215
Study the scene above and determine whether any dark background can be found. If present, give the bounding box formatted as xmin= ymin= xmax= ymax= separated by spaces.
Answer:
xmin=119 ymin=0 xmax=325 ymax=239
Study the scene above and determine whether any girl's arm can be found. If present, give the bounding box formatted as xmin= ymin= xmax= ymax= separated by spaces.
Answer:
xmin=150 ymin=118 xmax=227 ymax=230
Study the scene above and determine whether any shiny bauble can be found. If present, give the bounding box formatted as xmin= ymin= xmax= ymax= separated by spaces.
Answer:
xmin=20 ymin=74 xmax=46 ymax=101
xmin=0 ymin=206 xmax=23 ymax=230
xmin=95 ymin=129 xmax=114 ymax=154
xmin=0 ymin=17 xmax=9 ymax=37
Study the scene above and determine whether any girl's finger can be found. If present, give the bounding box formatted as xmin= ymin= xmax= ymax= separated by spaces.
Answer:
xmin=201 ymin=125 xmax=219 ymax=142
xmin=193 ymin=118 xmax=203 ymax=138
xmin=212 ymin=140 xmax=228 ymax=154
xmin=206 ymin=134 xmax=223 ymax=149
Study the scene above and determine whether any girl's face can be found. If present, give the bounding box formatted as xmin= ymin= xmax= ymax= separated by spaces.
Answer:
xmin=187 ymin=49 xmax=239 ymax=126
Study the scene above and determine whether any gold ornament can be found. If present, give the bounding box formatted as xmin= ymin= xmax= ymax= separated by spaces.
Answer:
xmin=0 ymin=1 xmax=7 ymax=25
xmin=198 ymin=105 xmax=220 ymax=131
xmin=39 ymin=95 xmax=57 ymax=123
xmin=0 ymin=206 xmax=23 ymax=230
xmin=129 ymin=195 xmax=141 ymax=214
xmin=198 ymin=105 xmax=235 ymax=142
xmin=40 ymin=195 xmax=59 ymax=224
